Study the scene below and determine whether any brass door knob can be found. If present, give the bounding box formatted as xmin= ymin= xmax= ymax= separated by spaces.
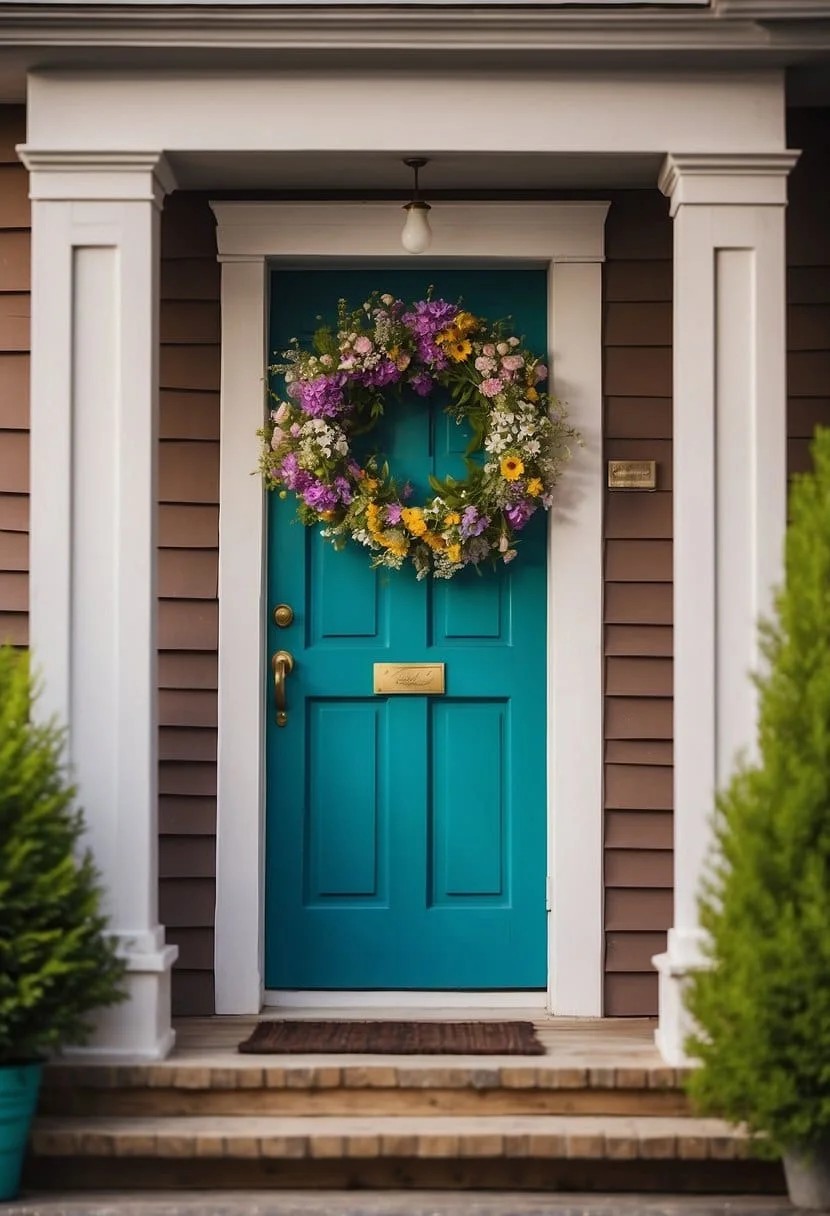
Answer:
xmin=273 ymin=603 xmax=294 ymax=628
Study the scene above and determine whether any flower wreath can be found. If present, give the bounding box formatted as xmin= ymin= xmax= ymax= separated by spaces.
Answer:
xmin=259 ymin=293 xmax=578 ymax=580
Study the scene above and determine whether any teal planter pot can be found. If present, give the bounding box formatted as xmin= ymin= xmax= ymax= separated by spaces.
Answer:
xmin=0 ymin=1062 xmax=42 ymax=1200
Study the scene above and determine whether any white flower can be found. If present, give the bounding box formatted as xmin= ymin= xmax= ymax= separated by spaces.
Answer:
xmin=524 ymin=439 xmax=541 ymax=456
xmin=335 ymin=436 xmax=349 ymax=456
xmin=485 ymin=434 xmax=508 ymax=454
xmin=496 ymin=342 xmax=509 ymax=356
xmin=508 ymin=336 xmax=520 ymax=348
xmin=381 ymin=293 xmax=395 ymax=306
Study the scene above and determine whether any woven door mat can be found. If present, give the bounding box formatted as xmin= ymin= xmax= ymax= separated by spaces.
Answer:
xmin=238 ymin=1019 xmax=545 ymax=1055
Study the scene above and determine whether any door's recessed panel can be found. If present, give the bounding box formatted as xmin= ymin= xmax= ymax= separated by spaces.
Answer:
xmin=434 ymin=575 xmax=505 ymax=642
xmin=430 ymin=699 xmax=507 ymax=905
xmin=305 ymin=700 xmax=386 ymax=902
xmin=308 ymin=530 xmax=387 ymax=644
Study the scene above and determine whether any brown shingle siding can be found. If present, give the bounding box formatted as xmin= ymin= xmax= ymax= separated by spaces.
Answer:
xmin=0 ymin=106 xmax=28 ymax=650
xmin=157 ymin=191 xmax=220 ymax=1016
xmin=602 ymin=189 xmax=674 ymax=1015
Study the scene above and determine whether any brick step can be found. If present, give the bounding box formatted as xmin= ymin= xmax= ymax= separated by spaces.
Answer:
xmin=40 ymin=1062 xmax=692 ymax=1118
xmin=25 ymin=1114 xmax=784 ymax=1194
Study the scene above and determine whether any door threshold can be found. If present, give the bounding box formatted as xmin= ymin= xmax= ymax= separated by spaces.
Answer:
xmin=262 ymin=990 xmax=548 ymax=1012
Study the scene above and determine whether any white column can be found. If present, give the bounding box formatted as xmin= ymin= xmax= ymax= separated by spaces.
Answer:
xmin=653 ymin=152 xmax=799 ymax=1066
xmin=19 ymin=149 xmax=179 ymax=1059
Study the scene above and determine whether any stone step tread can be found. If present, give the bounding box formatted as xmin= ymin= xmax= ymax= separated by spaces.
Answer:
xmin=43 ymin=1062 xmax=688 ymax=1092
xmin=31 ymin=1114 xmax=754 ymax=1161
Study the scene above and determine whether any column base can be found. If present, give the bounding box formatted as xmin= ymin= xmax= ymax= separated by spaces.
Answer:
xmin=62 ymin=935 xmax=179 ymax=1061
xmin=652 ymin=930 xmax=708 ymax=1067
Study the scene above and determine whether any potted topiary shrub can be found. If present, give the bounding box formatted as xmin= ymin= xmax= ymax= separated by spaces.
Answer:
xmin=685 ymin=427 xmax=830 ymax=1209
xmin=0 ymin=645 xmax=126 ymax=1200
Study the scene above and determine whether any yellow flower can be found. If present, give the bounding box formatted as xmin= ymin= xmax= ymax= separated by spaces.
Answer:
xmin=401 ymin=507 xmax=427 ymax=537
xmin=454 ymin=311 xmax=477 ymax=335
xmin=365 ymin=478 xmax=379 ymax=493
xmin=500 ymin=454 xmax=525 ymax=482
xmin=423 ymin=531 xmax=446 ymax=552
xmin=436 ymin=327 xmax=456 ymax=346
xmin=320 ymin=510 xmax=336 ymax=521
xmin=447 ymin=543 xmax=462 ymax=563
xmin=525 ymin=387 xmax=539 ymax=403
xmin=447 ymin=339 xmax=472 ymax=363
xmin=527 ymin=477 xmax=543 ymax=497
xmin=444 ymin=511 xmax=461 ymax=526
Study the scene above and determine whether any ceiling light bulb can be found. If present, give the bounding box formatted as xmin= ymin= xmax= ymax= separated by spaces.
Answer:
xmin=401 ymin=201 xmax=432 ymax=255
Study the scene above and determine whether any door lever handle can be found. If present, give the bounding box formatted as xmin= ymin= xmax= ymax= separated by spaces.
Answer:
xmin=272 ymin=650 xmax=295 ymax=727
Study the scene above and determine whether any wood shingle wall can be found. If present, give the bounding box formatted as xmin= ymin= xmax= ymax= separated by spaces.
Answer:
xmin=0 ymin=107 xmax=28 ymax=647
xmin=158 ymin=194 xmax=221 ymax=1015
xmin=602 ymin=190 xmax=674 ymax=1017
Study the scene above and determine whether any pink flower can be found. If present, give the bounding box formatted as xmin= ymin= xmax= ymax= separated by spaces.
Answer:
xmin=535 ymin=363 xmax=548 ymax=382
xmin=480 ymin=378 xmax=504 ymax=398
xmin=353 ymin=336 xmax=374 ymax=355
xmin=482 ymin=344 xmax=496 ymax=357
xmin=270 ymin=426 xmax=286 ymax=450
xmin=475 ymin=355 xmax=496 ymax=374
xmin=496 ymin=342 xmax=509 ymax=356
xmin=273 ymin=402 xmax=290 ymax=424
xmin=501 ymin=354 xmax=524 ymax=372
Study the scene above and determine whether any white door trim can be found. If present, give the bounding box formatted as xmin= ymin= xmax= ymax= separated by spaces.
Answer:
xmin=211 ymin=200 xmax=608 ymax=1017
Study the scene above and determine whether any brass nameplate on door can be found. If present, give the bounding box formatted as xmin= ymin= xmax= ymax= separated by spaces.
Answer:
xmin=607 ymin=459 xmax=657 ymax=491
xmin=374 ymin=663 xmax=445 ymax=695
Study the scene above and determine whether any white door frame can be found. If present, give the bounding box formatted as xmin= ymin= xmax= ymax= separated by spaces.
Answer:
xmin=211 ymin=200 xmax=608 ymax=1017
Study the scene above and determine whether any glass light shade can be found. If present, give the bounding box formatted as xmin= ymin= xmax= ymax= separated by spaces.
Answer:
xmin=401 ymin=201 xmax=432 ymax=254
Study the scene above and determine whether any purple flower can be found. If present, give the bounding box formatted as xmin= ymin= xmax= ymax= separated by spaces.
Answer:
xmin=347 ymin=460 xmax=362 ymax=479
xmin=385 ymin=502 xmax=403 ymax=525
xmin=409 ymin=371 xmax=433 ymax=397
xmin=460 ymin=505 xmax=490 ymax=539
xmin=334 ymin=476 xmax=353 ymax=505
xmin=402 ymin=299 xmax=457 ymax=338
xmin=279 ymin=453 xmax=312 ymax=493
xmin=297 ymin=373 xmax=347 ymax=418
xmin=505 ymin=499 xmax=535 ymax=531
xmin=303 ymin=481 xmax=339 ymax=512
xmin=400 ymin=481 xmax=414 ymax=501
xmin=361 ymin=359 xmax=400 ymax=388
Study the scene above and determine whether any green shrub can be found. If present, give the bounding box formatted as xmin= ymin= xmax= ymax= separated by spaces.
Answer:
xmin=685 ymin=428 xmax=830 ymax=1154
xmin=0 ymin=646 xmax=125 ymax=1062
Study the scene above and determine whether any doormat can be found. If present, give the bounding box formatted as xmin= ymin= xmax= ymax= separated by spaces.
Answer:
xmin=238 ymin=1019 xmax=546 ymax=1056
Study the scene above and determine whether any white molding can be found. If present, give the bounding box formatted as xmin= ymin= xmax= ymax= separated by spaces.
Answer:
xmin=26 ymin=72 xmax=787 ymax=160
xmin=16 ymin=147 xmax=176 ymax=204
xmin=212 ymin=200 xmax=608 ymax=1017
xmin=27 ymin=162 xmax=178 ymax=1059
xmin=264 ymin=992 xmax=549 ymax=1011
xmin=714 ymin=0 xmax=830 ymax=16
xmin=659 ymin=152 xmax=801 ymax=216
xmin=654 ymin=156 xmax=793 ymax=1067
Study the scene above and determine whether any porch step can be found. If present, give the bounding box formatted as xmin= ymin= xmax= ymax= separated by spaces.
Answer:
xmin=40 ymin=1060 xmax=692 ymax=1118
xmin=26 ymin=1114 xmax=784 ymax=1194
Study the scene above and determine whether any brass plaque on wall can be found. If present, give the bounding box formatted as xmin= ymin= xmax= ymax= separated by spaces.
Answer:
xmin=607 ymin=459 xmax=657 ymax=491
xmin=373 ymin=663 xmax=445 ymax=695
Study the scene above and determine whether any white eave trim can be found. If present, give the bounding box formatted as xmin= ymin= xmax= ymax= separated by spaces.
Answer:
xmin=1 ymin=4 xmax=827 ymax=55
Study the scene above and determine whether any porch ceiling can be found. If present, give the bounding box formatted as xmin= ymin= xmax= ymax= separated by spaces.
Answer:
xmin=168 ymin=150 xmax=663 ymax=193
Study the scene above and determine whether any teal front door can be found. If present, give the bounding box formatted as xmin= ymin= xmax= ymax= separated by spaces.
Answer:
xmin=265 ymin=267 xmax=548 ymax=990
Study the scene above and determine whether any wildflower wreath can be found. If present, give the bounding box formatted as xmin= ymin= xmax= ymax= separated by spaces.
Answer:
xmin=259 ymin=293 xmax=578 ymax=580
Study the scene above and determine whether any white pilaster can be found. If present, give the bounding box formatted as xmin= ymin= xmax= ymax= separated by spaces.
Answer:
xmin=19 ymin=148 xmax=179 ymax=1059
xmin=653 ymin=151 xmax=799 ymax=1065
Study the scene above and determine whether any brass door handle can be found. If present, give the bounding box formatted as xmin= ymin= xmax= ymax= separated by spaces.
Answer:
xmin=272 ymin=650 xmax=295 ymax=727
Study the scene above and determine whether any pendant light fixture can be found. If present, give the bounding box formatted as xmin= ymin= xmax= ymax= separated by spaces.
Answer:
xmin=401 ymin=158 xmax=432 ymax=254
